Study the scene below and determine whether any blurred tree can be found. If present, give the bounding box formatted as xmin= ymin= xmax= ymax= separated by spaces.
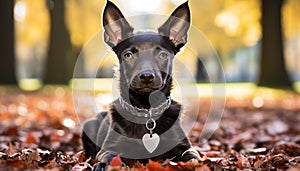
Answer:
xmin=196 ymin=58 xmax=208 ymax=82
xmin=190 ymin=0 xmax=261 ymax=56
xmin=190 ymin=0 xmax=261 ymax=83
xmin=258 ymin=0 xmax=293 ymax=88
xmin=45 ymin=0 xmax=75 ymax=84
xmin=65 ymin=0 xmax=105 ymax=78
xmin=0 ymin=0 xmax=17 ymax=84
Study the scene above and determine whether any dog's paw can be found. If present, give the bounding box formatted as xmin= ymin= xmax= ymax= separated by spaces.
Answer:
xmin=92 ymin=162 xmax=107 ymax=171
xmin=181 ymin=148 xmax=201 ymax=162
xmin=96 ymin=150 xmax=116 ymax=164
xmin=93 ymin=156 xmax=126 ymax=171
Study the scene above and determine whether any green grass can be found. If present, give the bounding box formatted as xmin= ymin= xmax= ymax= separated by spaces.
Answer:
xmin=295 ymin=82 xmax=300 ymax=93
xmin=71 ymin=78 xmax=299 ymax=97
xmin=6 ymin=78 xmax=299 ymax=97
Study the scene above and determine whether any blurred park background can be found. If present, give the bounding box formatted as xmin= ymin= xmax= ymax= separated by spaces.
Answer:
xmin=0 ymin=0 xmax=300 ymax=92
xmin=0 ymin=1 xmax=300 ymax=170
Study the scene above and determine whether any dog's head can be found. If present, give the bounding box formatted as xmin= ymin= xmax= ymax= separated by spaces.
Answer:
xmin=102 ymin=1 xmax=190 ymax=95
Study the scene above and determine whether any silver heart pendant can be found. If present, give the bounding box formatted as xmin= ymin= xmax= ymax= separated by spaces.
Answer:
xmin=142 ymin=133 xmax=160 ymax=153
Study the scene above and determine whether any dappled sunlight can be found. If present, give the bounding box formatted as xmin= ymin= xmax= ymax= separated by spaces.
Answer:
xmin=214 ymin=0 xmax=261 ymax=46
xmin=252 ymin=96 xmax=264 ymax=108
xmin=14 ymin=1 xmax=26 ymax=22
xmin=11 ymin=0 xmax=300 ymax=85
xmin=65 ymin=0 xmax=104 ymax=47
xmin=14 ymin=0 xmax=50 ymax=84
xmin=18 ymin=78 xmax=43 ymax=91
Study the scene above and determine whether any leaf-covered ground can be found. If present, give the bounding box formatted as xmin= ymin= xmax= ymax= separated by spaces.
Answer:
xmin=0 ymin=86 xmax=299 ymax=170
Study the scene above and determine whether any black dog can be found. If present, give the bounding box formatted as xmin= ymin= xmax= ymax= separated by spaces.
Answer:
xmin=82 ymin=1 xmax=200 ymax=169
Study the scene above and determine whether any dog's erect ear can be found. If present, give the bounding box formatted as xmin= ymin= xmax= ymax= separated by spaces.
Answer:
xmin=102 ymin=1 xmax=133 ymax=47
xmin=158 ymin=1 xmax=190 ymax=49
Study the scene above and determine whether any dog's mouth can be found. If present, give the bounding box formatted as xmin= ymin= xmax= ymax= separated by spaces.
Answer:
xmin=129 ymin=72 xmax=164 ymax=94
xmin=130 ymin=85 xmax=163 ymax=94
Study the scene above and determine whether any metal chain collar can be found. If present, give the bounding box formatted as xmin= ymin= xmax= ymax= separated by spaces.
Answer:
xmin=118 ymin=96 xmax=171 ymax=118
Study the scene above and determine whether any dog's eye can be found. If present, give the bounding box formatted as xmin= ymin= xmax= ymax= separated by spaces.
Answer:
xmin=123 ymin=52 xmax=133 ymax=60
xmin=159 ymin=52 xmax=169 ymax=60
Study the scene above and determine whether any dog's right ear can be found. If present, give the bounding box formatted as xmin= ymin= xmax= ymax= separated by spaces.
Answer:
xmin=102 ymin=1 xmax=133 ymax=47
xmin=158 ymin=1 xmax=190 ymax=50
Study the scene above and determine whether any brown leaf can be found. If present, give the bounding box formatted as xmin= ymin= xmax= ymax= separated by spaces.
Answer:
xmin=20 ymin=149 xmax=40 ymax=169
xmin=40 ymin=159 xmax=58 ymax=169
xmin=24 ymin=131 xmax=39 ymax=144
xmin=131 ymin=161 xmax=145 ymax=170
xmin=266 ymin=120 xmax=289 ymax=135
xmin=76 ymin=150 xmax=86 ymax=163
xmin=146 ymin=160 xmax=165 ymax=171
xmin=289 ymin=156 xmax=300 ymax=166
xmin=8 ymin=143 xmax=18 ymax=155
xmin=6 ymin=159 xmax=25 ymax=169
xmin=253 ymin=159 xmax=264 ymax=169
xmin=72 ymin=162 xmax=92 ymax=171
xmin=236 ymin=153 xmax=250 ymax=169
xmin=273 ymin=141 xmax=300 ymax=157
xmin=109 ymin=155 xmax=122 ymax=168
xmin=205 ymin=151 xmax=221 ymax=157
xmin=2 ymin=126 xmax=19 ymax=136
xmin=177 ymin=161 xmax=204 ymax=171
xmin=0 ymin=152 xmax=8 ymax=160
xmin=165 ymin=162 xmax=181 ymax=171
xmin=195 ymin=165 xmax=212 ymax=171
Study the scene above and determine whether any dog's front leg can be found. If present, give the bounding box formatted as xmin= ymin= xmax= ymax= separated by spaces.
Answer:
xmin=92 ymin=150 xmax=117 ymax=171
xmin=179 ymin=139 xmax=201 ymax=162
xmin=181 ymin=147 xmax=201 ymax=162
xmin=169 ymin=137 xmax=201 ymax=162
xmin=96 ymin=149 xmax=117 ymax=163
xmin=93 ymin=126 xmax=120 ymax=170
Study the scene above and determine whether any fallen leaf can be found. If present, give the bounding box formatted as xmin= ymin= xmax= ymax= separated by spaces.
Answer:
xmin=147 ymin=160 xmax=165 ymax=171
xmin=8 ymin=143 xmax=18 ymax=155
xmin=109 ymin=155 xmax=122 ymax=168
xmin=24 ymin=131 xmax=39 ymax=144
xmin=266 ymin=120 xmax=289 ymax=135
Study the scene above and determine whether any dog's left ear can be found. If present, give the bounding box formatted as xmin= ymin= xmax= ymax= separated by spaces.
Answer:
xmin=158 ymin=1 xmax=190 ymax=50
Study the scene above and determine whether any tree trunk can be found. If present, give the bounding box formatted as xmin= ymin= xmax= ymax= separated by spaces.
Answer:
xmin=196 ymin=58 xmax=208 ymax=83
xmin=258 ymin=0 xmax=293 ymax=88
xmin=45 ymin=0 xmax=75 ymax=84
xmin=0 ymin=0 xmax=17 ymax=84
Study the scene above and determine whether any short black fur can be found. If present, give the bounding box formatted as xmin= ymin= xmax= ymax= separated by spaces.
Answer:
xmin=82 ymin=1 xmax=200 ymax=169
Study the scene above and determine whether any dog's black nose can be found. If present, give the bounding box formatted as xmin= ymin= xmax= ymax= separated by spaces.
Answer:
xmin=139 ymin=71 xmax=155 ymax=83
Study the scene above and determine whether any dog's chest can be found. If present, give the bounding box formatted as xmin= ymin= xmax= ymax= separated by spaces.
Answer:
xmin=110 ymin=104 xmax=181 ymax=139
xmin=110 ymin=113 xmax=150 ymax=138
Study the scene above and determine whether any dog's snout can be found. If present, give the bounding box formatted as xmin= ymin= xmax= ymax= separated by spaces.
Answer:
xmin=139 ymin=71 xmax=155 ymax=83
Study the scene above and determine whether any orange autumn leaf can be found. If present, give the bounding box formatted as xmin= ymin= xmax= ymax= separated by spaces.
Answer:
xmin=165 ymin=162 xmax=181 ymax=171
xmin=8 ymin=143 xmax=18 ymax=155
xmin=146 ymin=160 xmax=165 ymax=171
xmin=6 ymin=160 xmax=25 ymax=169
xmin=109 ymin=155 xmax=122 ymax=168
xmin=132 ymin=161 xmax=146 ymax=170
xmin=76 ymin=150 xmax=86 ymax=163
xmin=3 ymin=126 xmax=19 ymax=136
xmin=24 ymin=131 xmax=39 ymax=144
xmin=177 ymin=161 xmax=202 ymax=171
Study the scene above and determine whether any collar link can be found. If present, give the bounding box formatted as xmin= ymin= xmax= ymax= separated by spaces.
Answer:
xmin=118 ymin=96 xmax=171 ymax=118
